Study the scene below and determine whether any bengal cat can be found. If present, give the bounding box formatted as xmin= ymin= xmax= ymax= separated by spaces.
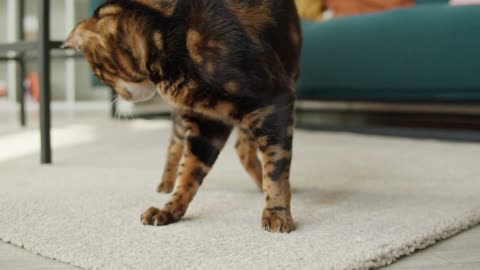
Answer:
xmin=64 ymin=0 xmax=302 ymax=233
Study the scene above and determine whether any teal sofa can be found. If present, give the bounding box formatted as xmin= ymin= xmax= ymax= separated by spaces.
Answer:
xmin=297 ymin=0 xmax=480 ymax=102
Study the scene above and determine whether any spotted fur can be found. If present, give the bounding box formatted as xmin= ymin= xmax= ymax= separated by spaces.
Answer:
xmin=64 ymin=0 xmax=301 ymax=233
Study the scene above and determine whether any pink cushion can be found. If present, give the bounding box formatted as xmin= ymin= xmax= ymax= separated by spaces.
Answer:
xmin=450 ymin=0 xmax=480 ymax=5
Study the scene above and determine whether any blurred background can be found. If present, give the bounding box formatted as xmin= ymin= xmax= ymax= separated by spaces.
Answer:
xmin=1 ymin=0 xmax=479 ymax=137
xmin=294 ymin=0 xmax=480 ymax=136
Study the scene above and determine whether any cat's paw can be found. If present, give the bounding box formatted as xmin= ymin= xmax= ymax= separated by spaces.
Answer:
xmin=141 ymin=206 xmax=184 ymax=226
xmin=261 ymin=208 xmax=295 ymax=233
xmin=157 ymin=182 xmax=174 ymax=193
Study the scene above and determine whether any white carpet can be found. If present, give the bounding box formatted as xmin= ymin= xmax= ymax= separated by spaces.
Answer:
xmin=0 ymin=119 xmax=479 ymax=270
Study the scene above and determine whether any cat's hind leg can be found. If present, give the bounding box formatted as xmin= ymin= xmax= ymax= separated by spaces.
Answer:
xmin=235 ymin=128 xmax=263 ymax=190
xmin=157 ymin=111 xmax=186 ymax=193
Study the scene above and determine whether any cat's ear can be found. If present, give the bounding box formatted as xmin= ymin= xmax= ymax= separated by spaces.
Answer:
xmin=62 ymin=19 xmax=96 ymax=51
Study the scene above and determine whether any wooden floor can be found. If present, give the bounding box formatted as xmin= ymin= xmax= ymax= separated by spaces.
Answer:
xmin=1 ymin=226 xmax=479 ymax=270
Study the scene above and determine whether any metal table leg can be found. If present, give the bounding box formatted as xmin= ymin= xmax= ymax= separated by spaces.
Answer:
xmin=38 ymin=0 xmax=52 ymax=164
xmin=17 ymin=0 xmax=26 ymax=127
xmin=17 ymin=59 xmax=26 ymax=126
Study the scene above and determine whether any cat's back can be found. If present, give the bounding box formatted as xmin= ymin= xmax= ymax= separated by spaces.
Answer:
xmin=181 ymin=0 xmax=301 ymax=80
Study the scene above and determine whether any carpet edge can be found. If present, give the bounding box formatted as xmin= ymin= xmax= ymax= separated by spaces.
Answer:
xmin=0 ymin=237 xmax=87 ymax=270
xmin=2 ymin=211 xmax=480 ymax=270
xmin=350 ymin=210 xmax=480 ymax=270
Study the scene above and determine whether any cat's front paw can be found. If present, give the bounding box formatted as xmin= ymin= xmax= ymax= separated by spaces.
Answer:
xmin=141 ymin=206 xmax=184 ymax=226
xmin=262 ymin=207 xmax=295 ymax=233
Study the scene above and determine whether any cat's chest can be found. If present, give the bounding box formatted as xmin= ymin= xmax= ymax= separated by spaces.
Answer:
xmin=156 ymin=78 xmax=239 ymax=123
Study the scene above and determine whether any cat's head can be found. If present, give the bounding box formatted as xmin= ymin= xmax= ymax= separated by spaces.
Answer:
xmin=63 ymin=1 xmax=168 ymax=102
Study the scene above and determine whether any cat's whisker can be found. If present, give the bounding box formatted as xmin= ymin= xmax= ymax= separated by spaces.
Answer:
xmin=112 ymin=98 xmax=118 ymax=120
xmin=111 ymin=96 xmax=119 ymax=107
xmin=114 ymin=98 xmax=121 ymax=120
xmin=129 ymin=104 xmax=137 ymax=120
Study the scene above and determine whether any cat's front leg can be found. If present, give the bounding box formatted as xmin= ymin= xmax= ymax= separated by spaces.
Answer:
xmin=142 ymin=113 xmax=232 ymax=226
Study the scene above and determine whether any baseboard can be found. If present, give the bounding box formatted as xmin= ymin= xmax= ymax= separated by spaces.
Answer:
xmin=296 ymin=101 xmax=480 ymax=115
xmin=296 ymin=109 xmax=480 ymax=142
